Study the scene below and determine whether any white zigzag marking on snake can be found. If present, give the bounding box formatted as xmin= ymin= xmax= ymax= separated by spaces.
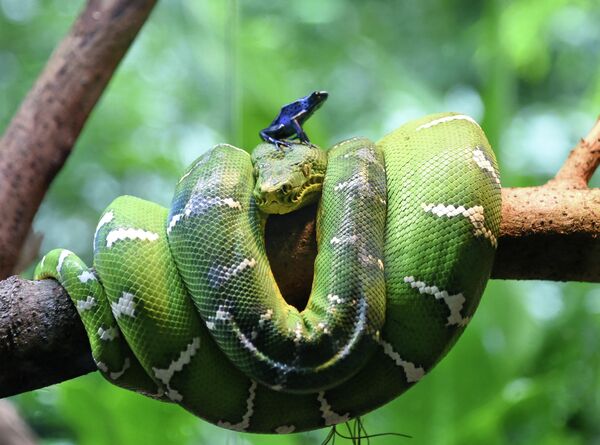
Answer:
xmin=239 ymin=329 xmax=260 ymax=353
xmin=275 ymin=425 xmax=296 ymax=434
xmin=293 ymin=322 xmax=303 ymax=344
xmin=110 ymin=358 xmax=130 ymax=380
xmin=416 ymin=114 xmax=480 ymax=131
xmin=97 ymin=326 xmax=119 ymax=341
xmin=343 ymin=146 xmax=381 ymax=166
xmin=212 ymin=258 xmax=257 ymax=286
xmin=106 ymin=228 xmax=159 ymax=248
xmin=166 ymin=214 xmax=183 ymax=234
xmin=185 ymin=196 xmax=242 ymax=214
xmin=168 ymin=197 xmax=242 ymax=234
xmin=404 ymin=276 xmax=467 ymax=326
xmin=218 ymin=380 xmax=257 ymax=432
xmin=326 ymin=294 xmax=343 ymax=315
xmin=78 ymin=270 xmax=96 ymax=283
xmin=95 ymin=360 xmax=108 ymax=373
xmin=317 ymin=321 xmax=330 ymax=334
xmin=153 ymin=337 xmax=201 ymax=402
xmin=215 ymin=306 xmax=232 ymax=321
xmin=330 ymin=234 xmax=357 ymax=245
xmin=317 ymin=391 xmax=350 ymax=425
xmin=56 ymin=249 xmax=70 ymax=275
xmin=473 ymin=148 xmax=501 ymax=186
xmin=334 ymin=174 xmax=372 ymax=194
xmin=96 ymin=357 xmax=130 ymax=381
xmin=111 ymin=291 xmax=136 ymax=318
xmin=206 ymin=304 xmax=233 ymax=331
xmin=76 ymin=296 xmax=96 ymax=313
xmin=94 ymin=210 xmax=114 ymax=245
xmin=378 ymin=338 xmax=425 ymax=382
xmin=258 ymin=309 xmax=273 ymax=328
xmin=421 ymin=203 xmax=497 ymax=247
xmin=328 ymin=294 xmax=344 ymax=305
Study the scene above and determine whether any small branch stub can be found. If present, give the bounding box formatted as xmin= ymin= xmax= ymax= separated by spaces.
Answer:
xmin=551 ymin=116 xmax=600 ymax=188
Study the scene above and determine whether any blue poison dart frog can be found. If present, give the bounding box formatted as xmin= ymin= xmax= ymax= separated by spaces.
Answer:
xmin=259 ymin=91 xmax=328 ymax=148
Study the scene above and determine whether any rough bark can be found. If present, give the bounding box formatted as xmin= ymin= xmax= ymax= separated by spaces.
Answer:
xmin=0 ymin=0 xmax=158 ymax=279
xmin=494 ymin=116 xmax=600 ymax=281
xmin=0 ymin=277 xmax=94 ymax=398
xmin=494 ymin=187 xmax=600 ymax=281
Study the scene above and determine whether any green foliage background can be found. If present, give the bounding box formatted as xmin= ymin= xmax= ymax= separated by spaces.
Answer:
xmin=1 ymin=1 xmax=599 ymax=444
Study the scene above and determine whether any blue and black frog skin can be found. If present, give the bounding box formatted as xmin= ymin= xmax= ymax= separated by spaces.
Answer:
xmin=259 ymin=91 xmax=328 ymax=147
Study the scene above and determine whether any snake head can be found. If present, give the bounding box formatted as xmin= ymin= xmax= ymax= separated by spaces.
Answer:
xmin=251 ymin=142 xmax=327 ymax=215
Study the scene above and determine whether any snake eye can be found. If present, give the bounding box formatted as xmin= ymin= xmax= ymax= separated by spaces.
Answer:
xmin=281 ymin=183 xmax=292 ymax=194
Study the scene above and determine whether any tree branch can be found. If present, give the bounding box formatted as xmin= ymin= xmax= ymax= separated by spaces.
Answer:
xmin=551 ymin=116 xmax=600 ymax=188
xmin=493 ymin=116 xmax=600 ymax=281
xmin=0 ymin=0 xmax=158 ymax=280
xmin=0 ymin=276 xmax=95 ymax=399
xmin=494 ymin=187 xmax=600 ymax=281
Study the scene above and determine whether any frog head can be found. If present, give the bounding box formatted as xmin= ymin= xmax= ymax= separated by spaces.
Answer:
xmin=251 ymin=142 xmax=328 ymax=215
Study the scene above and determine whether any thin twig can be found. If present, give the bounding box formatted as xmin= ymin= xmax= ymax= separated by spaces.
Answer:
xmin=551 ymin=115 xmax=600 ymax=188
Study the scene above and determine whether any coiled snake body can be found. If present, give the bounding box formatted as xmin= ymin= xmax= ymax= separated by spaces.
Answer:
xmin=35 ymin=112 xmax=501 ymax=434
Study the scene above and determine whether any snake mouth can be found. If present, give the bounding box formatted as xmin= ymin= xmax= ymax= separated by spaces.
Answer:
xmin=255 ymin=174 xmax=324 ymax=214
xmin=289 ymin=175 xmax=324 ymax=204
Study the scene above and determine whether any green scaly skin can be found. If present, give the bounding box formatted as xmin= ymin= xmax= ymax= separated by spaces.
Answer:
xmin=35 ymin=113 xmax=501 ymax=434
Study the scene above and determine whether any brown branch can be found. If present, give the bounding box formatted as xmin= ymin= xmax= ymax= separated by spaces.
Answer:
xmin=0 ymin=0 xmax=158 ymax=280
xmin=0 ymin=276 xmax=94 ymax=399
xmin=494 ymin=187 xmax=600 ymax=281
xmin=493 ymin=115 xmax=600 ymax=280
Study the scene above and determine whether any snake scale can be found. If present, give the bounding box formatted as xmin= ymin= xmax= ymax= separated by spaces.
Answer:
xmin=35 ymin=112 xmax=501 ymax=434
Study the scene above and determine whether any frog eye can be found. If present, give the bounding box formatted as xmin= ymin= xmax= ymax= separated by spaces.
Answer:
xmin=301 ymin=164 xmax=311 ymax=177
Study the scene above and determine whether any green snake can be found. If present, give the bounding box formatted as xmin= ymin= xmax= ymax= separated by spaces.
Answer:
xmin=35 ymin=112 xmax=501 ymax=434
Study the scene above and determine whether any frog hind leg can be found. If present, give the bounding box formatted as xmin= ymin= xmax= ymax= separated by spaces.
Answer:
xmin=259 ymin=128 xmax=293 ymax=149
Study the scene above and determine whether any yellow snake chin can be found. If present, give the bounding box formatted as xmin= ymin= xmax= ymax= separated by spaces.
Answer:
xmin=258 ymin=175 xmax=325 ymax=215
xmin=252 ymin=142 xmax=328 ymax=215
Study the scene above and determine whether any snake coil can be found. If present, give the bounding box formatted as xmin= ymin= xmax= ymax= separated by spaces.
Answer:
xmin=35 ymin=113 xmax=501 ymax=433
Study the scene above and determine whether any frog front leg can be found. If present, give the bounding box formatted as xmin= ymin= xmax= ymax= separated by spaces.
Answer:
xmin=291 ymin=119 xmax=311 ymax=144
